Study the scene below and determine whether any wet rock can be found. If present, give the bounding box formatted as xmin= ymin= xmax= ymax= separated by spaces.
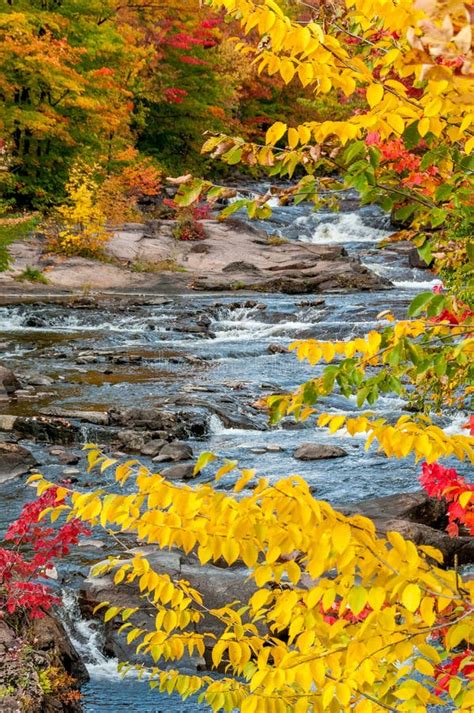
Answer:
xmin=140 ymin=439 xmax=168 ymax=457
xmin=267 ymin=343 xmax=287 ymax=354
xmin=14 ymin=416 xmax=79 ymax=445
xmin=40 ymin=407 xmax=110 ymax=426
xmin=294 ymin=443 xmax=348 ymax=460
xmin=0 ymin=442 xmax=36 ymax=482
xmin=159 ymin=463 xmax=196 ymax=480
xmin=79 ymin=548 xmax=256 ymax=668
xmin=109 ymin=406 xmax=208 ymax=439
xmin=49 ymin=447 xmax=80 ymax=465
xmin=297 ymin=299 xmax=325 ymax=308
xmin=343 ymin=491 xmax=474 ymax=566
xmin=0 ymin=365 xmax=21 ymax=396
xmin=168 ymin=396 xmax=264 ymax=431
xmin=20 ymin=371 xmax=54 ymax=387
xmin=31 ymin=615 xmax=89 ymax=686
xmin=0 ymin=415 xmax=17 ymax=431
xmin=154 ymin=441 xmax=193 ymax=463
xmin=117 ymin=430 xmax=146 ymax=453
xmin=24 ymin=315 xmax=46 ymax=327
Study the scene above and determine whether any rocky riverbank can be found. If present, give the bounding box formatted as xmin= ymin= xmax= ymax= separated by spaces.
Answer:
xmin=0 ymin=219 xmax=390 ymax=295
xmin=0 ymin=612 xmax=88 ymax=713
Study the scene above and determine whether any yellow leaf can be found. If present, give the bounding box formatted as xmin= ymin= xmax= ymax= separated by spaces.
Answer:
xmin=419 ymin=596 xmax=436 ymax=626
xmin=415 ymin=658 xmax=434 ymax=677
xmin=387 ymin=114 xmax=404 ymax=135
xmin=288 ymin=127 xmax=299 ymax=149
xmin=368 ymin=586 xmax=385 ymax=612
xmin=298 ymin=63 xmax=314 ymax=87
xmin=466 ymin=136 xmax=474 ymax=155
xmin=266 ymin=121 xmax=287 ymax=145
xmin=332 ymin=523 xmax=351 ymax=553
xmin=402 ymin=583 xmax=421 ymax=613
xmin=193 ymin=451 xmax=216 ymax=475
xmin=329 ymin=415 xmax=346 ymax=433
xmin=104 ymin=606 xmax=121 ymax=622
xmin=367 ymin=84 xmax=384 ymax=108
xmin=348 ymin=585 xmax=367 ymax=616
xmin=280 ymin=58 xmax=295 ymax=84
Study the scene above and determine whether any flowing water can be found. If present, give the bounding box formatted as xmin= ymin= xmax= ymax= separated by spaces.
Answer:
xmin=0 ymin=195 xmax=460 ymax=711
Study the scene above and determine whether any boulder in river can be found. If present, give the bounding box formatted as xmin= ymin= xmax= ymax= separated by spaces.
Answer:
xmin=0 ymin=442 xmax=36 ymax=483
xmin=159 ymin=463 xmax=196 ymax=480
xmin=343 ymin=491 xmax=474 ymax=566
xmin=14 ymin=415 xmax=80 ymax=445
xmin=294 ymin=443 xmax=348 ymax=460
xmin=154 ymin=441 xmax=193 ymax=463
xmin=140 ymin=438 xmax=168 ymax=457
xmin=109 ymin=407 xmax=208 ymax=439
xmin=79 ymin=548 xmax=257 ymax=668
xmin=0 ymin=365 xmax=21 ymax=399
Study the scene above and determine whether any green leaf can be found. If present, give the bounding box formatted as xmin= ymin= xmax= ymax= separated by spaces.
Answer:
xmin=223 ymin=147 xmax=242 ymax=165
xmin=356 ymin=387 xmax=370 ymax=407
xmin=426 ymin=293 xmax=447 ymax=317
xmin=218 ymin=199 xmax=247 ymax=220
xmin=394 ymin=203 xmax=417 ymax=223
xmin=402 ymin=121 xmax=421 ymax=150
xmin=408 ymin=292 xmax=434 ymax=317
xmin=368 ymin=146 xmax=381 ymax=168
xmin=430 ymin=208 xmax=447 ymax=228
xmin=175 ymin=181 xmax=204 ymax=207
xmin=435 ymin=184 xmax=453 ymax=202
xmin=344 ymin=140 xmax=365 ymax=164
xmin=388 ymin=339 xmax=404 ymax=366
xmin=417 ymin=240 xmax=433 ymax=265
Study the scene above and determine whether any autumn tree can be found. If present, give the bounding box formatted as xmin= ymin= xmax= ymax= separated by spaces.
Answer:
xmin=0 ymin=0 xmax=148 ymax=206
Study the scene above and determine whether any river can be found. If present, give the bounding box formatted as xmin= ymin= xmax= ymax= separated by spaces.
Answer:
xmin=0 ymin=194 xmax=461 ymax=711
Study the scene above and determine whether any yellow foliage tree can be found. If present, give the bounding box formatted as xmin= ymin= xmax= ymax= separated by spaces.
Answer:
xmin=52 ymin=163 xmax=109 ymax=257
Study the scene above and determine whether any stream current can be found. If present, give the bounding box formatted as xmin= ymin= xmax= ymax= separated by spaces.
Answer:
xmin=0 ymin=195 xmax=462 ymax=711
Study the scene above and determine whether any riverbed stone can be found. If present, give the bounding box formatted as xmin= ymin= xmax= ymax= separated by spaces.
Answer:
xmin=117 ymin=429 xmax=146 ymax=453
xmin=140 ymin=438 xmax=168 ymax=457
xmin=49 ymin=447 xmax=80 ymax=465
xmin=79 ymin=548 xmax=257 ymax=668
xmin=14 ymin=416 xmax=80 ymax=445
xmin=0 ymin=414 xmax=17 ymax=431
xmin=109 ymin=406 xmax=208 ymax=438
xmin=343 ymin=491 xmax=474 ymax=565
xmin=294 ymin=443 xmax=348 ymax=460
xmin=154 ymin=441 xmax=193 ymax=463
xmin=0 ymin=442 xmax=37 ymax=482
xmin=159 ymin=463 xmax=195 ymax=480
xmin=0 ymin=365 xmax=21 ymax=396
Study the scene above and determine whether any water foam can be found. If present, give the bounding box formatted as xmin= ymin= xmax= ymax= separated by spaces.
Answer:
xmin=297 ymin=212 xmax=390 ymax=245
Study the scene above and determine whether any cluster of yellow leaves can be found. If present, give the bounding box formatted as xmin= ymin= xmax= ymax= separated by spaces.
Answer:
xmin=51 ymin=162 xmax=109 ymax=256
xmin=318 ymin=413 xmax=474 ymax=463
xmin=207 ymin=0 xmax=474 ymax=152
xmin=29 ymin=450 xmax=474 ymax=712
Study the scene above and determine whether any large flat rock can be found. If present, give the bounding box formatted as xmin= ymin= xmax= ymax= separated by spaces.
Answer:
xmin=0 ymin=220 xmax=391 ymax=296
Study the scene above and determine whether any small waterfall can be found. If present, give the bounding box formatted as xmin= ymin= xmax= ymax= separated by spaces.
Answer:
xmin=61 ymin=590 xmax=121 ymax=680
